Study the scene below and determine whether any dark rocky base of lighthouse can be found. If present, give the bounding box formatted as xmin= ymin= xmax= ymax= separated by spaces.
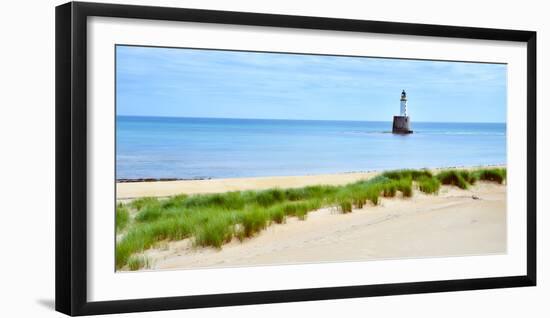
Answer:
xmin=392 ymin=116 xmax=413 ymax=134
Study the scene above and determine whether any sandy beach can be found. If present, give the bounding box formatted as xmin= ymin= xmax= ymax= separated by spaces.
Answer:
xmin=116 ymin=165 xmax=503 ymax=200
xmin=117 ymin=171 xmax=378 ymax=199
xmin=118 ymin=167 xmax=506 ymax=271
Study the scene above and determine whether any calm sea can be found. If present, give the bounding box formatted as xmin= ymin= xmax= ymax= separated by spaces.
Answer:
xmin=116 ymin=116 xmax=506 ymax=180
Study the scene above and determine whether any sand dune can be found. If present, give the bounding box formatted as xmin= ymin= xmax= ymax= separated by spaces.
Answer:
xmin=140 ymin=182 xmax=506 ymax=270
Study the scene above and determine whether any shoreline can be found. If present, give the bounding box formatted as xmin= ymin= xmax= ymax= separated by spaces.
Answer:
xmin=117 ymin=177 xmax=212 ymax=183
xmin=117 ymin=164 xmax=505 ymax=200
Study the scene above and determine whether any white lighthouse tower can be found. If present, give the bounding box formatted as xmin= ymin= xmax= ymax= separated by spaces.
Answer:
xmin=392 ymin=89 xmax=412 ymax=134
xmin=400 ymin=89 xmax=408 ymax=116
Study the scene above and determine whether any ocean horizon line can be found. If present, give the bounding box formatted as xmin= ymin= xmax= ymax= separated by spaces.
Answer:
xmin=116 ymin=114 xmax=506 ymax=125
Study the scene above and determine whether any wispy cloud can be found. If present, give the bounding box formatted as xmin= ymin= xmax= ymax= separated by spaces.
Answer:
xmin=116 ymin=45 xmax=506 ymax=123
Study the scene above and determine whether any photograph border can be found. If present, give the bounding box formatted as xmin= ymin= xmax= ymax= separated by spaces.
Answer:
xmin=56 ymin=1 xmax=536 ymax=316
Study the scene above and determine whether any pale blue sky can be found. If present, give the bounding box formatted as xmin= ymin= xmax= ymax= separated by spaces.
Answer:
xmin=116 ymin=45 xmax=507 ymax=123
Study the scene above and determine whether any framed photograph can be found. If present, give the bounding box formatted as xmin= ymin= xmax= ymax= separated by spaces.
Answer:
xmin=55 ymin=1 xmax=536 ymax=316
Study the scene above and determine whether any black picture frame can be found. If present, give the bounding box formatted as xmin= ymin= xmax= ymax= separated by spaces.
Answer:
xmin=55 ymin=1 xmax=537 ymax=316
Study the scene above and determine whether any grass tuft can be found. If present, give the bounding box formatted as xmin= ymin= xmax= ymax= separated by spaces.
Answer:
xmin=135 ymin=205 xmax=163 ymax=222
xmin=255 ymin=189 xmax=286 ymax=207
xmin=239 ymin=208 xmax=269 ymax=238
xmin=383 ymin=169 xmax=433 ymax=181
xmin=475 ymin=168 xmax=506 ymax=184
xmin=338 ymin=199 xmax=353 ymax=214
xmin=436 ymin=170 xmax=470 ymax=189
xmin=116 ymin=204 xmax=130 ymax=232
xmin=161 ymin=194 xmax=188 ymax=209
xmin=382 ymin=183 xmax=397 ymax=198
xmin=193 ymin=214 xmax=234 ymax=248
xmin=395 ymin=178 xmax=413 ymax=197
xmin=127 ymin=255 xmax=151 ymax=271
xmin=115 ymin=216 xmax=193 ymax=269
xmin=417 ymin=176 xmax=441 ymax=194
xmin=130 ymin=197 xmax=159 ymax=211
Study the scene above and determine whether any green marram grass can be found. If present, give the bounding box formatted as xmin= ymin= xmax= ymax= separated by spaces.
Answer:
xmin=436 ymin=169 xmax=472 ymax=189
xmin=115 ymin=204 xmax=130 ymax=231
xmin=417 ymin=176 xmax=441 ymax=194
xmin=116 ymin=167 xmax=506 ymax=270
xmin=127 ymin=255 xmax=152 ymax=271
xmin=474 ymin=168 xmax=506 ymax=184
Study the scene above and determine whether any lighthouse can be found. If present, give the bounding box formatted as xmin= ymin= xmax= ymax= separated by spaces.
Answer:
xmin=400 ymin=89 xmax=408 ymax=116
xmin=392 ymin=90 xmax=413 ymax=134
